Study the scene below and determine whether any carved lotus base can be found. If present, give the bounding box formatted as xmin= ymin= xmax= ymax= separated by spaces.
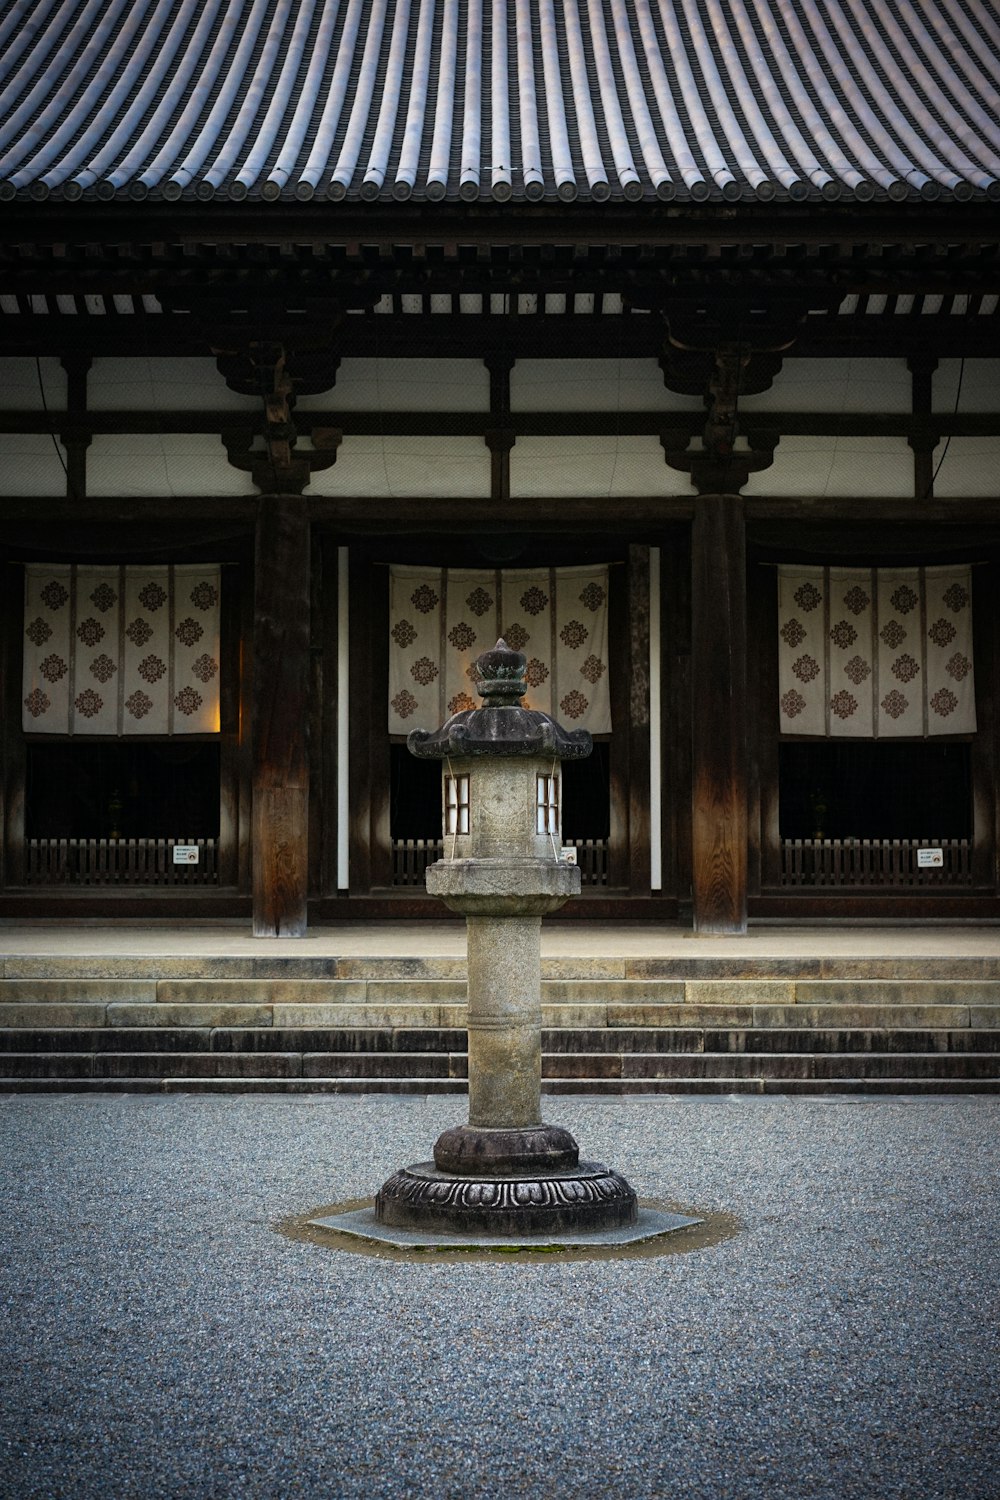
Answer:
xmin=374 ymin=1160 xmax=638 ymax=1237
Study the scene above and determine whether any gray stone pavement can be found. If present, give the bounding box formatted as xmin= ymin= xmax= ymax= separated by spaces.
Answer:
xmin=1 ymin=1093 xmax=997 ymax=1499
xmin=1 ymin=917 xmax=999 ymax=961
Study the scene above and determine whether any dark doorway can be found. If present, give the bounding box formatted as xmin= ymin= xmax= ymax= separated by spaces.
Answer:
xmin=779 ymin=741 xmax=973 ymax=840
xmin=390 ymin=744 xmax=441 ymax=839
xmin=25 ymin=742 xmax=221 ymax=839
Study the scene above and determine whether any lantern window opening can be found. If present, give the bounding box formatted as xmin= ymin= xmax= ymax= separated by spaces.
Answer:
xmin=444 ymin=773 xmax=471 ymax=835
xmin=536 ymin=773 xmax=560 ymax=836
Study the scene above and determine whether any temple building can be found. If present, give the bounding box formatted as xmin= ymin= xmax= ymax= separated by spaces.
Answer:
xmin=1 ymin=0 xmax=998 ymax=935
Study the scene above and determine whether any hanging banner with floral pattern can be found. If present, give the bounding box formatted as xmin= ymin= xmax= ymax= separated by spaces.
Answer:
xmin=389 ymin=566 xmax=611 ymax=735
xmin=777 ymin=565 xmax=975 ymax=737
xmin=22 ymin=565 xmax=221 ymax=735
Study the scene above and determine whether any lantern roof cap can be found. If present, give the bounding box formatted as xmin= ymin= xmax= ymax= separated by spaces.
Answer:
xmin=407 ymin=640 xmax=592 ymax=761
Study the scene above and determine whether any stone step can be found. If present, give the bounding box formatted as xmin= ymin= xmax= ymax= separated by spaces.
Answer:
xmin=2 ymin=1001 xmax=999 ymax=1032
xmin=1 ymin=1047 xmax=997 ymax=1085
xmin=5 ymin=955 xmax=1000 ymax=982
xmin=1 ymin=1074 xmax=997 ymax=1096
xmin=6 ymin=975 xmax=1000 ymax=1005
xmin=4 ymin=1026 xmax=1000 ymax=1056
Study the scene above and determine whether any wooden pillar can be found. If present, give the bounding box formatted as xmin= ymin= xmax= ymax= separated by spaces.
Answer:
xmin=691 ymin=494 xmax=748 ymax=933
xmin=252 ymin=494 xmax=310 ymax=936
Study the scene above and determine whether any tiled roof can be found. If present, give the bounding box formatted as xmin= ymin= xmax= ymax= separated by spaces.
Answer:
xmin=0 ymin=0 xmax=998 ymax=206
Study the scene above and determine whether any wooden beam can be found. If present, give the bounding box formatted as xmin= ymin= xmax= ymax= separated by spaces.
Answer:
xmin=3 ymin=409 xmax=999 ymax=438
xmin=627 ymin=543 xmax=652 ymax=894
xmin=251 ymin=494 xmax=310 ymax=936
xmin=691 ymin=494 xmax=748 ymax=933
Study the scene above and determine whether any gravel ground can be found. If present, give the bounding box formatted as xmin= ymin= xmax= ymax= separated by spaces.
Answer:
xmin=0 ymin=1093 xmax=997 ymax=1500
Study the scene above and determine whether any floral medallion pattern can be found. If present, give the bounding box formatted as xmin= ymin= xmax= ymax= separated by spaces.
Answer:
xmin=793 ymin=581 xmax=822 ymax=612
xmin=39 ymin=654 xmax=67 ymax=683
xmin=75 ymin=688 xmax=103 ymax=718
xmin=891 ymin=653 xmax=920 ymax=683
xmin=23 ymin=565 xmax=221 ymax=735
xmin=779 ymin=566 xmax=975 ymax=739
xmin=125 ymin=690 xmax=153 ymax=719
xmin=24 ymin=687 xmax=50 ymax=717
xmin=520 ymin=586 xmax=549 ymax=616
xmin=930 ymin=687 xmax=958 ymax=717
xmin=465 ymin=587 xmax=493 ymax=617
xmin=391 ymin=619 xmax=417 ymax=649
xmin=175 ymin=617 xmax=204 ymax=648
xmin=190 ymin=581 xmax=219 ymax=610
xmin=76 ymin=617 xmax=104 ymax=648
xmin=829 ymin=620 xmax=857 ymax=649
xmin=90 ymin=582 xmax=117 ymax=612
xmin=560 ymin=689 xmax=588 ymax=720
xmin=192 ymin=654 xmax=218 ymax=683
xmin=389 ymin=566 xmax=611 ymax=736
xmin=792 ymin=654 xmax=821 ymax=683
xmin=881 ymin=689 xmax=908 ymax=719
xmin=138 ymin=654 xmax=167 ymax=683
xmin=780 ymin=618 xmax=806 ymax=648
xmin=927 ymin=618 xmax=956 ymax=648
xmin=780 ymin=689 xmax=806 ymax=719
xmin=174 ymin=686 xmax=203 ymax=716
xmin=559 ymin=619 xmax=588 ymax=650
xmin=90 ymin=654 xmax=117 ymax=684
xmin=391 ymin=688 xmax=418 ymax=719
xmin=126 ymin=617 xmax=154 ymax=647
xmin=40 ymin=580 xmax=69 ymax=611
xmin=138 ymin=581 xmax=167 ymax=612
xmin=830 ymin=690 xmax=858 ymax=720
xmin=448 ymin=621 xmax=477 ymax=652
xmin=26 ymin=617 xmax=52 ymax=646
xmin=411 ymin=584 xmax=439 ymax=614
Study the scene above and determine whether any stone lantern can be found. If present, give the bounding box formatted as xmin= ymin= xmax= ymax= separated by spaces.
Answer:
xmin=374 ymin=639 xmax=637 ymax=1238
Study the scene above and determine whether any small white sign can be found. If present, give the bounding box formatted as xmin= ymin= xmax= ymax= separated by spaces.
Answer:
xmin=560 ymin=846 xmax=578 ymax=865
xmin=917 ymin=848 xmax=943 ymax=868
xmin=172 ymin=845 xmax=200 ymax=865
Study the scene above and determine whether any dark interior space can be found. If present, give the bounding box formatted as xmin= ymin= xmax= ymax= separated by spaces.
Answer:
xmin=389 ymin=739 xmax=612 ymax=841
xmin=779 ymin=740 xmax=973 ymax=840
xmin=25 ymin=742 xmax=221 ymax=838
xmin=389 ymin=744 xmax=442 ymax=839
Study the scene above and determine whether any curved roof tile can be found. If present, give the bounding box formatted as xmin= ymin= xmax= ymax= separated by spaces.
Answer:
xmin=0 ymin=0 xmax=997 ymax=204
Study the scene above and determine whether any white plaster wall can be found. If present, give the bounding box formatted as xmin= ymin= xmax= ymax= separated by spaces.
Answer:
xmin=308 ymin=436 xmax=490 ymax=497
xmin=510 ymin=436 xmax=695 ymax=497
xmin=510 ymin=358 xmax=702 ymax=412
xmin=931 ymin=438 xmax=1000 ymax=497
xmin=742 ymin=436 xmax=914 ymax=497
xmin=297 ymin=358 xmax=489 ymax=411
xmin=934 ymin=360 xmax=1000 ymax=412
xmin=740 ymin=358 xmax=911 ymax=414
xmin=0 ymin=434 xmax=68 ymax=494
xmin=88 ymin=358 xmax=259 ymax=411
xmin=88 ymin=435 xmax=253 ymax=496
xmin=0 ymin=357 xmax=67 ymax=408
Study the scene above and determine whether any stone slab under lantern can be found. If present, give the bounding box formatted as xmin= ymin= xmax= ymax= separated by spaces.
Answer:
xmin=310 ymin=1204 xmax=702 ymax=1252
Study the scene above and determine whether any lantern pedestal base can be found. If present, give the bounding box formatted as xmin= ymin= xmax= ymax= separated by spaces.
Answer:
xmin=374 ymin=1159 xmax=637 ymax=1237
